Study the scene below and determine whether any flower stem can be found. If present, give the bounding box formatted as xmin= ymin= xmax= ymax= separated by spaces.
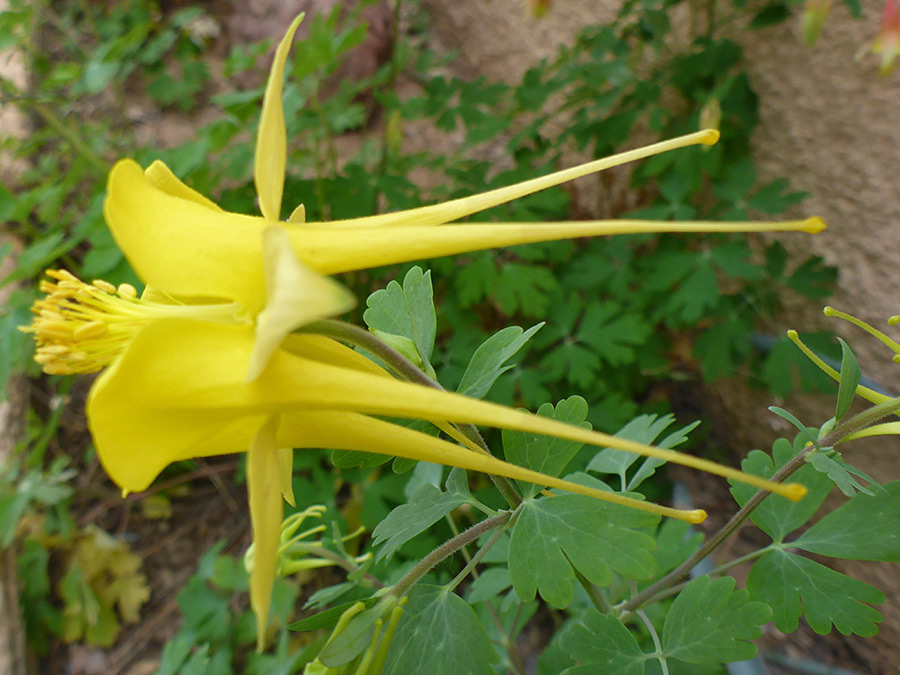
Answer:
xmin=303 ymin=319 xmax=523 ymax=508
xmin=391 ymin=513 xmax=511 ymax=598
xmin=620 ymin=398 xmax=899 ymax=615
xmin=620 ymin=441 xmax=812 ymax=614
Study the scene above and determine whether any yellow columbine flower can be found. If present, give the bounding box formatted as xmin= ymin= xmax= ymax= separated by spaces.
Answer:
xmin=23 ymin=14 xmax=821 ymax=650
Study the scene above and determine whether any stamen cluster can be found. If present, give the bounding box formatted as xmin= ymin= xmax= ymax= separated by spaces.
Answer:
xmin=23 ymin=270 xmax=143 ymax=375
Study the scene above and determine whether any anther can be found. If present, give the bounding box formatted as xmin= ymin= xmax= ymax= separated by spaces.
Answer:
xmin=117 ymin=283 xmax=138 ymax=299
xmin=92 ymin=279 xmax=117 ymax=294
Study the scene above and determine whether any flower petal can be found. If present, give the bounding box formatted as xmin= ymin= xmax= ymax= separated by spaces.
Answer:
xmin=307 ymin=130 xmax=721 ymax=229
xmin=104 ymin=159 xmax=268 ymax=311
xmin=247 ymin=226 xmax=356 ymax=381
xmin=247 ymin=415 xmax=283 ymax=650
xmin=87 ymin=319 xmax=703 ymax=522
xmin=144 ymin=160 xmax=224 ymax=212
xmin=105 ymin=159 xmax=823 ymax=298
xmin=288 ymin=217 xmax=826 ymax=275
xmin=88 ymin=318 xmax=805 ymax=503
xmin=255 ymin=14 xmax=304 ymax=221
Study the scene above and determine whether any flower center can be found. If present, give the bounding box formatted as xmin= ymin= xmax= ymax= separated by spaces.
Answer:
xmin=23 ymin=269 xmax=239 ymax=374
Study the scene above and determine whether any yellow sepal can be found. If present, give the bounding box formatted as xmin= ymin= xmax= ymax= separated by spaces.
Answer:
xmin=247 ymin=415 xmax=284 ymax=651
xmin=247 ymin=226 xmax=356 ymax=381
xmin=255 ymin=14 xmax=304 ymax=222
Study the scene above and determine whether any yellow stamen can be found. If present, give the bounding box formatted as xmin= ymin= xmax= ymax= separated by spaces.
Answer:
xmin=92 ymin=279 xmax=117 ymax=294
xmin=21 ymin=269 xmax=240 ymax=374
xmin=117 ymin=283 xmax=138 ymax=299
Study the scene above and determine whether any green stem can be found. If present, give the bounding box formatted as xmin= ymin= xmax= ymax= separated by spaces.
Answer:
xmin=573 ymin=566 xmax=613 ymax=614
xmin=620 ymin=442 xmax=812 ymax=614
xmin=620 ymin=398 xmax=900 ymax=616
xmin=391 ymin=513 xmax=510 ymax=598
xmin=445 ymin=524 xmax=506 ymax=593
xmin=636 ymin=609 xmax=668 ymax=675
xmin=303 ymin=319 xmax=523 ymax=508
xmin=831 ymin=397 xmax=900 ymax=443
xmin=635 ymin=548 xmax=770 ymax=608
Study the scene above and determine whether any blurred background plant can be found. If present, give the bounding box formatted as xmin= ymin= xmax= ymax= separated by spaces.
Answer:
xmin=8 ymin=0 xmax=896 ymax=672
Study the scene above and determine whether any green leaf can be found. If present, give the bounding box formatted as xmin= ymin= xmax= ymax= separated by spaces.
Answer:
xmin=542 ymin=342 xmax=601 ymax=388
xmin=494 ymin=263 xmax=559 ymax=317
xmin=576 ymin=302 xmax=651 ymax=367
xmin=662 ymin=575 xmax=771 ymax=664
xmin=653 ymin=519 xmax=703 ymax=576
xmin=587 ymin=414 xmax=698 ymax=492
xmin=288 ymin=597 xmax=378 ymax=632
xmin=834 ymin=338 xmax=861 ymax=422
xmin=371 ymin=483 xmax=468 ymax=561
xmin=795 ymin=481 xmax=900 ymax=561
xmin=728 ymin=435 xmax=832 ymax=542
xmin=665 ymin=261 xmax=719 ymax=324
xmin=558 ymin=609 xmax=647 ymax=675
xmin=502 ymin=397 xmax=591 ymax=498
xmin=384 ymin=585 xmax=498 ymax=675
xmin=786 ymin=255 xmax=837 ymax=301
xmin=806 ymin=450 xmax=879 ymax=497
xmin=509 ymin=492 xmax=657 ymax=608
xmin=761 ymin=332 xmax=839 ymax=396
xmin=746 ymin=549 xmax=883 ymax=636
xmin=694 ymin=315 xmax=753 ymax=380
xmin=843 ymin=0 xmax=862 ymax=18
xmin=364 ymin=266 xmax=436 ymax=366
xmin=457 ymin=323 xmax=543 ymax=399
xmin=749 ymin=1 xmax=791 ymax=29
xmin=464 ymin=566 xmax=512 ymax=604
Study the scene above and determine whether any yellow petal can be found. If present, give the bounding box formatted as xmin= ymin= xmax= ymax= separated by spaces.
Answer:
xmin=104 ymin=159 xmax=268 ymax=311
xmin=255 ymin=14 xmax=304 ymax=222
xmin=288 ymin=218 xmax=826 ymax=275
xmin=278 ymin=411 xmax=701 ymax=520
xmin=144 ymin=160 xmax=224 ymax=212
xmin=281 ymin=333 xmax=388 ymax=376
xmin=87 ymin=320 xmax=701 ymax=522
xmin=105 ymin=159 xmax=823 ymax=301
xmin=88 ymin=319 xmax=805 ymax=503
xmin=247 ymin=226 xmax=356 ymax=381
xmin=247 ymin=415 xmax=284 ymax=651
xmin=309 ymin=130 xmax=721 ymax=229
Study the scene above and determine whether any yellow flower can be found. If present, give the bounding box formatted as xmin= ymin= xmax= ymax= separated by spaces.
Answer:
xmin=23 ymin=14 xmax=821 ymax=650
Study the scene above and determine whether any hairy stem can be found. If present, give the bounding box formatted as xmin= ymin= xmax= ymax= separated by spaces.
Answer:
xmin=391 ymin=513 xmax=511 ymax=598
xmin=303 ymin=319 xmax=523 ymax=508
xmin=620 ymin=444 xmax=811 ymax=614
xmin=621 ymin=399 xmax=895 ymax=615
